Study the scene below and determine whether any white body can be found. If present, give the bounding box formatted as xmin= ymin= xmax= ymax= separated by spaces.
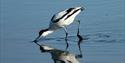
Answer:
xmin=41 ymin=7 xmax=84 ymax=37
xmin=33 ymin=7 xmax=84 ymax=42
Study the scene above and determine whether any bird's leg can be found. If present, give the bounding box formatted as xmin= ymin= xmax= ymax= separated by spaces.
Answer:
xmin=76 ymin=20 xmax=83 ymax=58
xmin=63 ymin=26 xmax=69 ymax=50
xmin=65 ymin=38 xmax=69 ymax=50
xmin=77 ymin=40 xmax=83 ymax=58
xmin=75 ymin=35 xmax=83 ymax=59
xmin=76 ymin=20 xmax=83 ymax=41
xmin=75 ymin=20 xmax=89 ymax=41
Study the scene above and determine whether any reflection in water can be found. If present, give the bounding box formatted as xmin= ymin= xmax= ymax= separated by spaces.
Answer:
xmin=34 ymin=42 xmax=83 ymax=63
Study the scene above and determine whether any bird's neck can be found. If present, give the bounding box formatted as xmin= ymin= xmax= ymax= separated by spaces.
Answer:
xmin=42 ymin=29 xmax=54 ymax=37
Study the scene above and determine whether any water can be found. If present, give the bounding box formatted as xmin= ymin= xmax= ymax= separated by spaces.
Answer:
xmin=0 ymin=0 xmax=125 ymax=63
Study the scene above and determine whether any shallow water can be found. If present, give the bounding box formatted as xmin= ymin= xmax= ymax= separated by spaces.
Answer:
xmin=0 ymin=0 xmax=125 ymax=63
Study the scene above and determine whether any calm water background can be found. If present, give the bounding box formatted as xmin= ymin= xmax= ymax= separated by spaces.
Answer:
xmin=0 ymin=0 xmax=125 ymax=63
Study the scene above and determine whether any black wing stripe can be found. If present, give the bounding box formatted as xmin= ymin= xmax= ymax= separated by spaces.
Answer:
xmin=66 ymin=8 xmax=74 ymax=13
xmin=52 ymin=8 xmax=75 ymax=23
xmin=65 ymin=9 xmax=80 ymax=20
xmin=52 ymin=13 xmax=68 ymax=23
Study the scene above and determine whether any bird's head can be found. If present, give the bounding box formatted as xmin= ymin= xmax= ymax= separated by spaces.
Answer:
xmin=39 ymin=29 xmax=49 ymax=37
xmin=33 ymin=29 xmax=54 ymax=42
xmin=39 ymin=29 xmax=54 ymax=37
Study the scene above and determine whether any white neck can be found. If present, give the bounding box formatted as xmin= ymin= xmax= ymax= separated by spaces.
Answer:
xmin=42 ymin=30 xmax=54 ymax=37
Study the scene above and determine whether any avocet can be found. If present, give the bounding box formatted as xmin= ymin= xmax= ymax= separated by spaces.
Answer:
xmin=33 ymin=7 xmax=85 ymax=42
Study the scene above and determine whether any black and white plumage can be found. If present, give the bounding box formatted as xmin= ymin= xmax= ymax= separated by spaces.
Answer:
xmin=35 ymin=42 xmax=82 ymax=63
xmin=33 ymin=7 xmax=85 ymax=43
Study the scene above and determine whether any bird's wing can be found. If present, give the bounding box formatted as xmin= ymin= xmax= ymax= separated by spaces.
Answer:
xmin=51 ymin=10 xmax=67 ymax=23
xmin=51 ymin=7 xmax=82 ymax=23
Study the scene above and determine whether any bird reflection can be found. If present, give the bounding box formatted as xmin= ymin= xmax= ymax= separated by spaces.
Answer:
xmin=34 ymin=39 xmax=83 ymax=63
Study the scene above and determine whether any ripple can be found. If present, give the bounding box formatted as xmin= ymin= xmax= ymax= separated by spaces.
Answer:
xmin=37 ymin=32 xmax=125 ymax=44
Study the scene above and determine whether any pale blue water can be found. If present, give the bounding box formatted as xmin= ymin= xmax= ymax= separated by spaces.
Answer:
xmin=0 ymin=0 xmax=125 ymax=63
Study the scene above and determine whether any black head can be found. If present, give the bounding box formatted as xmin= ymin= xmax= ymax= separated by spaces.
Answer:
xmin=33 ymin=29 xmax=49 ymax=43
xmin=39 ymin=29 xmax=49 ymax=36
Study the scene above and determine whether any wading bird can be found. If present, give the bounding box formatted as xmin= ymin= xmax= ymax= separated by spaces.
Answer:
xmin=33 ymin=7 xmax=85 ymax=43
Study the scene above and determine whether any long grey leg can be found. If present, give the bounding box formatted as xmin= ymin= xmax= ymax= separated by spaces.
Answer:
xmin=63 ymin=27 xmax=68 ymax=40
xmin=62 ymin=26 xmax=69 ymax=50
xmin=75 ymin=20 xmax=83 ymax=41
xmin=76 ymin=40 xmax=83 ymax=58
xmin=76 ymin=20 xmax=83 ymax=57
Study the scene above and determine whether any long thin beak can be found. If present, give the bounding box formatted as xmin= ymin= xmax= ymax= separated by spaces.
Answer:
xmin=33 ymin=36 xmax=40 ymax=43
xmin=34 ymin=41 xmax=41 ymax=46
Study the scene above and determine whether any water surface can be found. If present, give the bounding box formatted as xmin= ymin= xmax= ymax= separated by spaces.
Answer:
xmin=1 ymin=0 xmax=125 ymax=63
